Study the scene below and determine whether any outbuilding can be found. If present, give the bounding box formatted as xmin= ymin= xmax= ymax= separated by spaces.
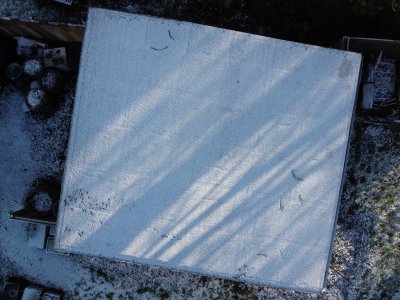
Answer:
xmin=55 ymin=8 xmax=361 ymax=292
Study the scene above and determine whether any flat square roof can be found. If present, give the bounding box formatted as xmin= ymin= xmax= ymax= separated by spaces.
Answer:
xmin=55 ymin=8 xmax=361 ymax=292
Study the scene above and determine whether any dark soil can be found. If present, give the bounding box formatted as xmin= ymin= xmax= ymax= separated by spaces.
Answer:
xmin=38 ymin=0 xmax=400 ymax=47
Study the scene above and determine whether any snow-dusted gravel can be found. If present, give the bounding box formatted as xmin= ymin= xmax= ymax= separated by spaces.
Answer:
xmin=1 ymin=78 xmax=399 ymax=300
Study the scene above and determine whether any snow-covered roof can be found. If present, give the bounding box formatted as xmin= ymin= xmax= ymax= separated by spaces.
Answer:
xmin=55 ymin=7 xmax=361 ymax=292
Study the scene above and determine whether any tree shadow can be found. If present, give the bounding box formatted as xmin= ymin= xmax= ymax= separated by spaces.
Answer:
xmin=55 ymin=8 xmax=361 ymax=292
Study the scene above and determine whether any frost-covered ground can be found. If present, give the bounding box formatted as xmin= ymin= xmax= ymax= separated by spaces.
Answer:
xmin=1 ymin=1 xmax=400 ymax=299
xmin=1 ymin=74 xmax=399 ymax=300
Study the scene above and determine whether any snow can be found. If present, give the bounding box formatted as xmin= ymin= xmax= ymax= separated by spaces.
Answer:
xmin=28 ymin=223 xmax=48 ymax=248
xmin=23 ymin=59 xmax=43 ymax=78
xmin=1 ymin=3 xmax=398 ymax=298
xmin=0 ymin=42 xmax=398 ymax=300
xmin=0 ymin=86 xmax=91 ymax=294
xmin=55 ymin=8 xmax=361 ymax=292
xmin=26 ymin=89 xmax=46 ymax=110
xmin=32 ymin=192 xmax=53 ymax=213
xmin=0 ymin=1 xmax=64 ymax=22
xmin=41 ymin=72 xmax=57 ymax=91
xmin=373 ymin=58 xmax=396 ymax=102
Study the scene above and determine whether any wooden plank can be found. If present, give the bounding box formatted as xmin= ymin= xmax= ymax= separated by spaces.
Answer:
xmin=10 ymin=209 xmax=57 ymax=225
xmin=0 ymin=18 xmax=84 ymax=42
